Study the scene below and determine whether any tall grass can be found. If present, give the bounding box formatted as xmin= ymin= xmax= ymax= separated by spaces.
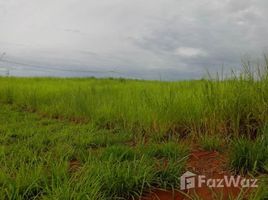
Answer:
xmin=229 ymin=125 xmax=268 ymax=174
xmin=1 ymin=57 xmax=268 ymax=198
xmin=1 ymin=57 xmax=268 ymax=138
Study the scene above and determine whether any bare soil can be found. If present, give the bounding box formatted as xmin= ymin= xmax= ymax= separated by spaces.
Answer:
xmin=141 ymin=149 xmax=252 ymax=200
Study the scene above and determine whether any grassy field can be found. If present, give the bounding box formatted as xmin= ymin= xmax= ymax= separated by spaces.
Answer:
xmin=1 ymin=76 xmax=268 ymax=138
xmin=0 ymin=61 xmax=268 ymax=199
xmin=0 ymin=104 xmax=190 ymax=199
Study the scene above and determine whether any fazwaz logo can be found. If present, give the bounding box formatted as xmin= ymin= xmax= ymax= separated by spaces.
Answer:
xmin=180 ymin=171 xmax=258 ymax=190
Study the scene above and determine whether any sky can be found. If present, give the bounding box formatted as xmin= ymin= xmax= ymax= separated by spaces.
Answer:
xmin=0 ymin=0 xmax=268 ymax=80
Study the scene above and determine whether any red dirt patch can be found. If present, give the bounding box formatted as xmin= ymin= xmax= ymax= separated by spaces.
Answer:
xmin=69 ymin=158 xmax=81 ymax=172
xmin=141 ymin=189 xmax=185 ymax=200
xmin=141 ymin=150 xmax=253 ymax=200
xmin=187 ymin=150 xmax=226 ymax=176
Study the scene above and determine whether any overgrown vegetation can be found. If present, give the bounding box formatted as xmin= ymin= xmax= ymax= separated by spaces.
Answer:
xmin=1 ymin=58 xmax=268 ymax=138
xmin=229 ymin=126 xmax=268 ymax=174
xmin=199 ymin=134 xmax=223 ymax=151
xmin=0 ymin=105 xmax=188 ymax=199
xmin=1 ymin=57 xmax=268 ymax=199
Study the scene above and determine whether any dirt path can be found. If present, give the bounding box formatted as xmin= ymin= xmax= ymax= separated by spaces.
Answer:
xmin=141 ymin=150 xmax=250 ymax=200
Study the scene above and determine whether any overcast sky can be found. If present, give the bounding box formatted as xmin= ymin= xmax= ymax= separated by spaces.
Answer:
xmin=0 ymin=0 xmax=268 ymax=79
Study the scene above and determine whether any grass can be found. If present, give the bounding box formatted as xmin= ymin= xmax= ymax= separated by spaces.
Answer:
xmin=0 ymin=105 xmax=188 ymax=199
xmin=1 ymin=59 xmax=268 ymax=138
xmin=199 ymin=134 xmax=223 ymax=151
xmin=141 ymin=142 xmax=189 ymax=160
xmin=247 ymin=176 xmax=268 ymax=200
xmin=229 ymin=126 xmax=268 ymax=174
xmin=1 ymin=57 xmax=268 ymax=198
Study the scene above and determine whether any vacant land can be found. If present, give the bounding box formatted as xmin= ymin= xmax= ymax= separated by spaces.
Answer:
xmin=0 ymin=64 xmax=268 ymax=199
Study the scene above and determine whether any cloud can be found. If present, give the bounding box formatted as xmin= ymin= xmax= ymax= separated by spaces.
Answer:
xmin=174 ymin=47 xmax=207 ymax=58
xmin=0 ymin=0 xmax=268 ymax=79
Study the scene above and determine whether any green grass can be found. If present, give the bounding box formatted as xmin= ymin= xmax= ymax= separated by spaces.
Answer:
xmin=141 ymin=142 xmax=189 ymax=160
xmin=0 ymin=105 xmax=188 ymax=199
xmin=1 ymin=58 xmax=268 ymax=198
xmin=247 ymin=176 xmax=268 ymax=200
xmin=199 ymin=134 xmax=223 ymax=151
xmin=229 ymin=136 xmax=268 ymax=174
xmin=1 ymin=60 xmax=268 ymax=138
xmin=229 ymin=124 xmax=268 ymax=174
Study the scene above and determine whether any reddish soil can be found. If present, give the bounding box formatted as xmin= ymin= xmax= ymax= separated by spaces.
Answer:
xmin=141 ymin=150 xmax=252 ymax=200
xmin=35 ymin=109 xmax=89 ymax=124
xmin=141 ymin=189 xmax=185 ymax=200
xmin=69 ymin=158 xmax=81 ymax=172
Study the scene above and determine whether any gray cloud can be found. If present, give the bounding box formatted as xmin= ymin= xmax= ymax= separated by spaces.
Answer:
xmin=0 ymin=0 xmax=268 ymax=79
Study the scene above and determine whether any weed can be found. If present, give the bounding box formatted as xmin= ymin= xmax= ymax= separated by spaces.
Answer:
xmin=229 ymin=137 xmax=268 ymax=174
xmin=142 ymin=141 xmax=189 ymax=160
xmin=200 ymin=134 xmax=223 ymax=151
